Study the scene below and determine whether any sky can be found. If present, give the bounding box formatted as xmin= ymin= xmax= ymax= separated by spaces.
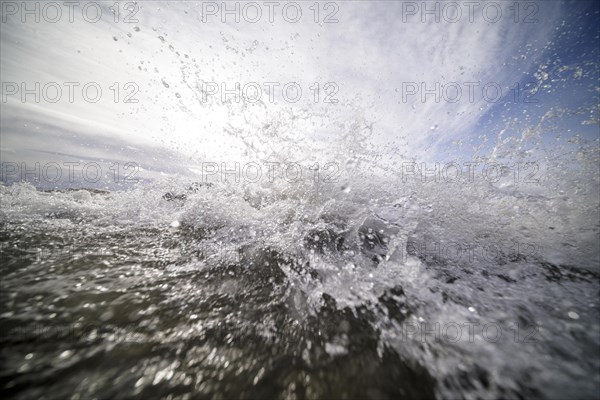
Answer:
xmin=0 ymin=0 xmax=598 ymax=188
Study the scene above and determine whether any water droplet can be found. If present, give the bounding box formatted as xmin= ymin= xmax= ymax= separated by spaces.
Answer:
xmin=468 ymin=306 xmax=476 ymax=313
xmin=341 ymin=184 xmax=351 ymax=193
xmin=568 ymin=311 xmax=579 ymax=320
xmin=59 ymin=350 xmax=73 ymax=359
xmin=170 ymin=220 xmax=180 ymax=228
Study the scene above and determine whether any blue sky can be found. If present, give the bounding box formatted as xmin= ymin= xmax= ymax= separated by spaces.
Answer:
xmin=438 ymin=0 xmax=599 ymax=163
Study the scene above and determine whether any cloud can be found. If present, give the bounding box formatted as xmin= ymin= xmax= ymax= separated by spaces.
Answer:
xmin=1 ymin=1 xmax=563 ymax=181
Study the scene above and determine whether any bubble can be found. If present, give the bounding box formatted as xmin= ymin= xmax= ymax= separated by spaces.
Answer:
xmin=341 ymin=184 xmax=351 ymax=193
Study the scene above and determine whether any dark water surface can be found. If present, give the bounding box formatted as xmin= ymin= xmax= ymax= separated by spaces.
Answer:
xmin=1 ymin=182 xmax=598 ymax=399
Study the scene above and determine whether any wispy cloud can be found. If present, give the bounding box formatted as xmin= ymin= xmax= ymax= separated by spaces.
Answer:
xmin=1 ymin=1 xmax=563 ymax=181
